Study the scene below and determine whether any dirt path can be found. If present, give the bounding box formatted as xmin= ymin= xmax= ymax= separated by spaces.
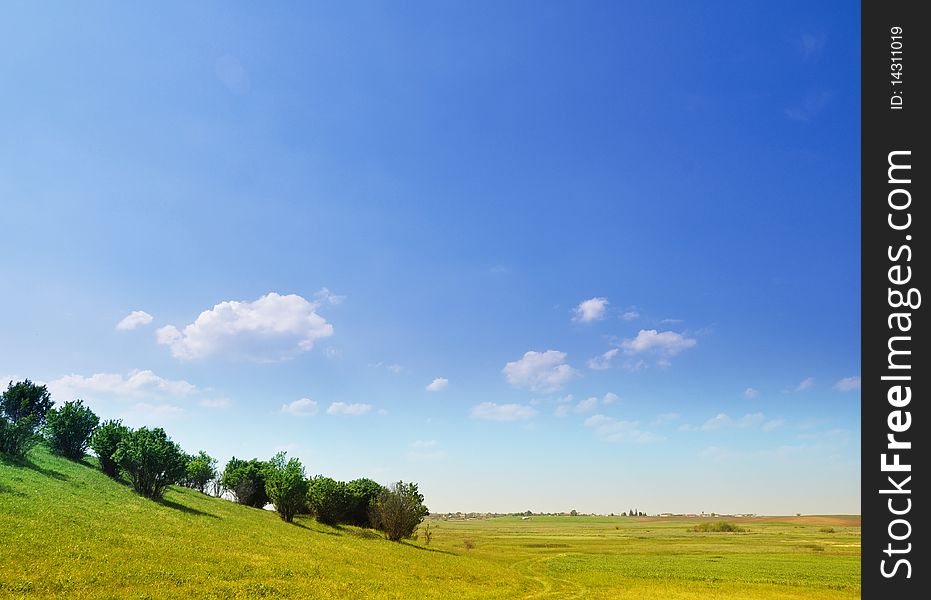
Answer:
xmin=512 ymin=553 xmax=587 ymax=599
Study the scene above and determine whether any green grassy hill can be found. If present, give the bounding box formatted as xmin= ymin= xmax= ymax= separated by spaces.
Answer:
xmin=0 ymin=447 xmax=525 ymax=599
xmin=1 ymin=447 xmax=860 ymax=599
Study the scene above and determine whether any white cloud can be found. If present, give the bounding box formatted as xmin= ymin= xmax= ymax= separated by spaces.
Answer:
xmin=793 ymin=377 xmax=815 ymax=392
xmin=573 ymin=297 xmax=609 ymax=323
xmin=470 ymin=402 xmax=536 ymax=422
xmin=156 ymin=292 xmax=334 ymax=361
xmin=587 ymin=348 xmax=619 ymax=370
xmin=584 ymin=414 xmax=661 ymax=444
xmin=116 ymin=310 xmax=154 ymax=331
xmin=833 ymin=376 xmax=861 ymax=392
xmin=622 ymin=311 xmax=640 ymax=321
xmin=762 ymin=418 xmax=786 ymax=432
xmin=554 ymin=404 xmax=571 ymax=418
xmin=200 ymin=398 xmax=232 ymax=409
xmin=48 ymin=370 xmax=196 ymax=401
xmin=281 ymin=397 xmax=319 ymax=417
xmin=602 ymin=392 xmax=619 ymax=405
xmin=412 ymin=440 xmax=438 ymax=448
xmin=426 ymin=377 xmax=449 ymax=392
xmin=700 ymin=412 xmax=766 ymax=431
xmin=743 ymin=387 xmax=760 ymax=399
xmin=653 ymin=412 xmax=681 ymax=425
xmin=575 ymin=397 xmax=599 ymax=413
xmin=314 ymin=287 xmax=346 ymax=305
xmin=327 ymin=402 xmax=372 ymax=416
xmin=620 ymin=329 xmax=697 ymax=357
xmin=502 ymin=350 xmax=577 ymax=392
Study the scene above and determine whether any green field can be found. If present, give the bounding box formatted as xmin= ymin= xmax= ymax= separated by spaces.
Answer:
xmin=1 ymin=448 xmax=860 ymax=599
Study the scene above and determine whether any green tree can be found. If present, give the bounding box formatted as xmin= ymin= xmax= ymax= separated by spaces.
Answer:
xmin=0 ymin=414 xmax=39 ymax=457
xmin=1 ymin=380 xmax=54 ymax=426
xmin=184 ymin=450 xmax=218 ymax=493
xmin=90 ymin=420 xmax=130 ymax=477
xmin=372 ymin=481 xmax=429 ymax=541
xmin=44 ymin=400 xmax=99 ymax=460
xmin=221 ymin=457 xmax=269 ymax=507
xmin=264 ymin=452 xmax=309 ymax=523
xmin=113 ymin=427 xmax=187 ymax=500
xmin=345 ymin=478 xmax=385 ymax=527
xmin=306 ymin=476 xmax=352 ymax=525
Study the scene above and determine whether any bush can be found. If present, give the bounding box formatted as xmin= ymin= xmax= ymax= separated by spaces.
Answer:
xmin=183 ymin=450 xmax=218 ymax=493
xmin=0 ymin=414 xmax=40 ymax=457
xmin=820 ymin=527 xmax=836 ymax=534
xmin=1 ymin=380 xmax=54 ymax=426
xmin=307 ymin=476 xmax=352 ymax=525
xmin=221 ymin=457 xmax=270 ymax=507
xmin=372 ymin=481 xmax=429 ymax=541
xmin=346 ymin=478 xmax=385 ymax=527
xmin=265 ymin=452 xmax=309 ymax=523
xmin=44 ymin=400 xmax=99 ymax=460
xmin=90 ymin=420 xmax=130 ymax=477
xmin=691 ymin=521 xmax=746 ymax=533
xmin=113 ymin=427 xmax=187 ymax=500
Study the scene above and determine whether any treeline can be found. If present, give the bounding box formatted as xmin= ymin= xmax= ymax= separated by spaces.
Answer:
xmin=0 ymin=380 xmax=428 ymax=541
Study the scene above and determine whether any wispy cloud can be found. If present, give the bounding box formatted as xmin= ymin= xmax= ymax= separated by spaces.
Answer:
xmin=584 ymin=414 xmax=662 ymax=444
xmin=327 ymin=402 xmax=373 ymax=416
xmin=833 ymin=376 xmax=860 ymax=392
xmin=281 ymin=397 xmax=319 ymax=417
xmin=471 ymin=402 xmax=536 ymax=422
xmin=116 ymin=310 xmax=154 ymax=331
xmin=743 ymin=387 xmax=760 ymax=399
xmin=621 ymin=311 xmax=640 ymax=321
xmin=587 ymin=348 xmax=619 ymax=370
xmin=426 ymin=377 xmax=449 ymax=392
xmin=785 ymin=91 xmax=831 ymax=122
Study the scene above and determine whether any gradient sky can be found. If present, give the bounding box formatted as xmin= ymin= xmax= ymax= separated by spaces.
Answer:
xmin=0 ymin=1 xmax=860 ymax=515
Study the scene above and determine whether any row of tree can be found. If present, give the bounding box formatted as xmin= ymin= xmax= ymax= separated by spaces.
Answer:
xmin=1 ymin=380 xmax=428 ymax=541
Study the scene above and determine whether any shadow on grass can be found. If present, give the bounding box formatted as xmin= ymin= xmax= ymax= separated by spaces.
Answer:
xmin=291 ymin=521 xmax=341 ymax=536
xmin=399 ymin=540 xmax=458 ymax=555
xmin=158 ymin=498 xmax=220 ymax=519
xmin=0 ymin=452 xmax=70 ymax=481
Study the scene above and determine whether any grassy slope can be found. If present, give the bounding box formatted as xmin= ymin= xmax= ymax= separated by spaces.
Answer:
xmin=0 ymin=447 xmax=526 ymax=599
xmin=1 ymin=448 xmax=860 ymax=599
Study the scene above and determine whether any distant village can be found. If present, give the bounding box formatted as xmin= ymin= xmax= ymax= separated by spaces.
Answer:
xmin=431 ymin=510 xmax=759 ymax=521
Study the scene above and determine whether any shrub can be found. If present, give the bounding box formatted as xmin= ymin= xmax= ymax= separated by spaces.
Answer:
xmin=113 ymin=427 xmax=187 ymax=500
xmin=0 ymin=415 xmax=39 ymax=457
xmin=345 ymin=478 xmax=385 ymax=527
xmin=820 ymin=527 xmax=836 ymax=534
xmin=372 ymin=481 xmax=429 ymax=541
xmin=183 ymin=450 xmax=218 ymax=493
xmin=691 ymin=521 xmax=746 ymax=533
xmin=265 ymin=452 xmax=309 ymax=523
xmin=1 ymin=380 xmax=54 ymax=426
xmin=307 ymin=476 xmax=352 ymax=525
xmin=44 ymin=400 xmax=99 ymax=460
xmin=463 ymin=539 xmax=475 ymax=550
xmin=422 ymin=523 xmax=433 ymax=545
xmin=90 ymin=420 xmax=130 ymax=477
xmin=221 ymin=457 xmax=270 ymax=507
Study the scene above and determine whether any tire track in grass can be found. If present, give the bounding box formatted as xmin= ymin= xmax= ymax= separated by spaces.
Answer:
xmin=512 ymin=553 xmax=586 ymax=599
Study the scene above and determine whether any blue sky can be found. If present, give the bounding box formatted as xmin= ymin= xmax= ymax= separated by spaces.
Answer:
xmin=0 ymin=2 xmax=860 ymax=514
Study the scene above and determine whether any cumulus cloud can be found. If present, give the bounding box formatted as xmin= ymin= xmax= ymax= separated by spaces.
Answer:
xmin=700 ymin=412 xmax=766 ymax=431
xmin=156 ymin=292 xmax=334 ymax=361
xmin=116 ymin=310 xmax=154 ymax=331
xmin=743 ymin=387 xmax=760 ymax=399
xmin=502 ymin=350 xmax=577 ymax=392
xmin=48 ymin=370 xmax=196 ymax=400
xmin=620 ymin=329 xmax=697 ymax=356
xmin=587 ymin=348 xmax=619 ymax=370
xmin=573 ymin=297 xmax=609 ymax=323
xmin=470 ymin=402 xmax=536 ymax=422
xmin=327 ymin=402 xmax=372 ymax=416
xmin=834 ymin=376 xmax=861 ymax=392
xmin=602 ymin=392 xmax=619 ymax=405
xmin=426 ymin=377 xmax=449 ymax=392
xmin=584 ymin=414 xmax=661 ymax=444
xmin=281 ymin=397 xmax=319 ymax=417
